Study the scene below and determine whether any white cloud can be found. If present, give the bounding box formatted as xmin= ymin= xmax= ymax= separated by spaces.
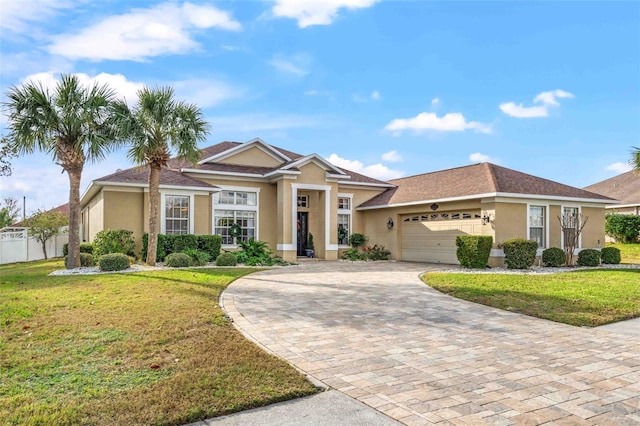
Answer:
xmin=500 ymin=89 xmax=574 ymax=118
xmin=207 ymin=113 xmax=323 ymax=133
xmin=327 ymin=154 xmax=404 ymax=180
xmin=431 ymin=97 xmax=440 ymax=106
xmin=469 ymin=152 xmax=498 ymax=163
xmin=272 ymin=0 xmax=379 ymax=28
xmin=606 ymin=162 xmax=632 ymax=174
xmin=381 ymin=150 xmax=402 ymax=163
xmin=171 ymin=78 xmax=245 ymax=108
xmin=352 ymin=90 xmax=380 ymax=103
xmin=269 ymin=53 xmax=312 ymax=76
xmin=384 ymin=112 xmax=492 ymax=135
xmin=19 ymin=71 xmax=145 ymax=104
xmin=0 ymin=0 xmax=74 ymax=34
xmin=371 ymin=90 xmax=381 ymax=101
xmin=48 ymin=2 xmax=241 ymax=61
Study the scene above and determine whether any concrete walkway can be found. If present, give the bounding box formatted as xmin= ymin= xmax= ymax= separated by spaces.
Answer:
xmin=219 ymin=262 xmax=640 ymax=425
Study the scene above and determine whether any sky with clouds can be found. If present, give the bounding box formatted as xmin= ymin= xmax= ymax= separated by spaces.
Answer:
xmin=1 ymin=0 xmax=639 ymax=213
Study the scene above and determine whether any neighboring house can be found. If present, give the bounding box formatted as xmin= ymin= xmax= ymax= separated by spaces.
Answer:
xmin=12 ymin=203 xmax=69 ymax=227
xmin=80 ymin=138 xmax=613 ymax=266
xmin=584 ymin=171 xmax=640 ymax=215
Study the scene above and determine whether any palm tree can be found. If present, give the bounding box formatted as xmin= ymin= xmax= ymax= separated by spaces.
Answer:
xmin=115 ymin=87 xmax=209 ymax=265
xmin=4 ymin=74 xmax=121 ymax=268
xmin=631 ymin=146 xmax=640 ymax=174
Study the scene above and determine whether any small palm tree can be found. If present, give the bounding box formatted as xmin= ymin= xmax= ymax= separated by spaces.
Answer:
xmin=4 ymin=74 xmax=121 ymax=268
xmin=631 ymin=146 xmax=640 ymax=174
xmin=115 ymin=87 xmax=209 ymax=265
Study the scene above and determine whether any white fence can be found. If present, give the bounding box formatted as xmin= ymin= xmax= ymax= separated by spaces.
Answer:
xmin=0 ymin=227 xmax=68 ymax=265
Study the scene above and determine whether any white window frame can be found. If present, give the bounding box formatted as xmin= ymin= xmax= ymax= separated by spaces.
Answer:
xmin=337 ymin=193 xmax=353 ymax=248
xmin=213 ymin=185 xmax=260 ymax=248
xmin=527 ymin=203 xmax=549 ymax=251
xmin=160 ymin=191 xmax=195 ymax=235
xmin=561 ymin=205 xmax=582 ymax=250
xmin=297 ymin=195 xmax=309 ymax=208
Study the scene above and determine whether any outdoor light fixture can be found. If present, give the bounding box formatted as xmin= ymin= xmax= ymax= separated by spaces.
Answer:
xmin=387 ymin=218 xmax=394 ymax=229
xmin=481 ymin=212 xmax=492 ymax=225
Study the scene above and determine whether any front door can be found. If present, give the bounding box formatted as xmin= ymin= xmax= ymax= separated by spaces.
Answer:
xmin=297 ymin=212 xmax=308 ymax=256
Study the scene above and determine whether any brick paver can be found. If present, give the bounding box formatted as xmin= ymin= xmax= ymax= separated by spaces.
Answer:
xmin=221 ymin=262 xmax=640 ymax=425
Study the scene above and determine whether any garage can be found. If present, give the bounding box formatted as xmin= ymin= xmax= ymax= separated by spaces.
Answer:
xmin=401 ymin=212 xmax=482 ymax=264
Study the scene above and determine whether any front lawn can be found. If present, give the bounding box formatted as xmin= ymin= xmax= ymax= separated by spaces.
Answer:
xmin=608 ymin=242 xmax=640 ymax=264
xmin=422 ymin=269 xmax=640 ymax=327
xmin=0 ymin=259 xmax=317 ymax=426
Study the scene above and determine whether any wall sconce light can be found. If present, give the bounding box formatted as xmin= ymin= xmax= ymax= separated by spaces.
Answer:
xmin=481 ymin=212 xmax=492 ymax=225
xmin=387 ymin=218 xmax=394 ymax=229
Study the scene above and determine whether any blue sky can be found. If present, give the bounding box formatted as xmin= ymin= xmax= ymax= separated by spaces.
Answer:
xmin=1 ymin=0 xmax=639 ymax=213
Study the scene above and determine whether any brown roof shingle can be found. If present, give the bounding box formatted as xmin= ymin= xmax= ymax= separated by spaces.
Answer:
xmin=96 ymin=166 xmax=216 ymax=189
xmin=584 ymin=171 xmax=640 ymax=206
xmin=359 ymin=163 xmax=614 ymax=208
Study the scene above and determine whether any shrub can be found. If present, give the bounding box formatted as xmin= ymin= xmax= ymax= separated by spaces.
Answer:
xmin=542 ymin=247 xmax=566 ymax=267
xmin=348 ymin=233 xmax=367 ymax=248
xmin=165 ymin=252 xmax=193 ymax=268
xmin=63 ymin=242 xmax=93 ymax=256
xmin=605 ymin=214 xmax=640 ymax=243
xmin=197 ymin=235 xmax=222 ymax=260
xmin=93 ymin=229 xmax=136 ymax=258
xmin=215 ymin=252 xmax=237 ymax=267
xmin=142 ymin=233 xmax=169 ymax=263
xmin=601 ymin=247 xmax=621 ymax=264
xmin=365 ymin=244 xmax=392 ymax=261
xmin=236 ymin=239 xmax=277 ymax=266
xmin=456 ymin=236 xmax=492 ymax=269
xmin=171 ymin=234 xmax=198 ymax=253
xmin=502 ymin=238 xmax=538 ymax=269
xmin=577 ymin=249 xmax=601 ymax=266
xmin=182 ymin=248 xmax=211 ymax=266
xmin=98 ymin=253 xmax=130 ymax=271
xmin=342 ymin=248 xmax=368 ymax=261
xmin=79 ymin=253 xmax=94 ymax=267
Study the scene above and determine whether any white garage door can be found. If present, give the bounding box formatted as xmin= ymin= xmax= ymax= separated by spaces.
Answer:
xmin=401 ymin=213 xmax=482 ymax=264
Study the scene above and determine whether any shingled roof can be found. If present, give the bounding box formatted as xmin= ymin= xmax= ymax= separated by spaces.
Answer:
xmin=95 ymin=166 xmax=216 ymax=189
xmin=359 ymin=163 xmax=614 ymax=209
xmin=584 ymin=171 xmax=640 ymax=206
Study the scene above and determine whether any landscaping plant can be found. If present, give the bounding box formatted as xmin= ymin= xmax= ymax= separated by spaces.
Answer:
xmin=502 ymin=238 xmax=538 ymax=269
xmin=165 ymin=252 xmax=193 ymax=268
xmin=215 ymin=252 xmax=238 ymax=266
xmin=605 ymin=214 xmax=640 ymax=243
xmin=455 ymin=235 xmax=492 ymax=268
xmin=542 ymin=247 xmax=566 ymax=267
xmin=92 ymin=229 xmax=136 ymax=258
xmin=577 ymin=249 xmax=601 ymax=267
xmin=98 ymin=253 xmax=131 ymax=271
xmin=601 ymin=247 xmax=621 ymax=264
xmin=26 ymin=209 xmax=68 ymax=260
xmin=182 ymin=248 xmax=211 ymax=266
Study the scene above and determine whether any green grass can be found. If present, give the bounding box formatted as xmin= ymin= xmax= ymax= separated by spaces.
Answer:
xmin=0 ymin=259 xmax=317 ymax=426
xmin=422 ymin=269 xmax=640 ymax=327
xmin=608 ymin=242 xmax=640 ymax=264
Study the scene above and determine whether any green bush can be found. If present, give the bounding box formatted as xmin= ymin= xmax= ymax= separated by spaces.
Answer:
xmin=364 ymin=244 xmax=391 ymax=261
xmin=197 ymin=235 xmax=222 ymax=260
xmin=98 ymin=253 xmax=130 ymax=271
xmin=171 ymin=234 xmax=198 ymax=253
xmin=348 ymin=233 xmax=367 ymax=248
xmin=600 ymin=247 xmax=621 ymax=264
xmin=342 ymin=248 xmax=368 ymax=261
xmin=456 ymin=235 xmax=493 ymax=269
xmin=142 ymin=233 xmax=169 ymax=263
xmin=165 ymin=252 xmax=193 ymax=268
xmin=79 ymin=253 xmax=94 ymax=267
xmin=63 ymin=242 xmax=93 ymax=256
xmin=605 ymin=214 xmax=640 ymax=243
xmin=93 ymin=229 xmax=136 ymax=258
xmin=542 ymin=247 xmax=566 ymax=267
xmin=215 ymin=252 xmax=237 ymax=267
xmin=577 ymin=249 xmax=601 ymax=266
xmin=182 ymin=248 xmax=211 ymax=266
xmin=502 ymin=238 xmax=538 ymax=269
xmin=236 ymin=239 xmax=277 ymax=266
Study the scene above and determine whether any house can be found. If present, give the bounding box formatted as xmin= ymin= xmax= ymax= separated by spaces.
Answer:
xmin=80 ymin=138 xmax=614 ymax=266
xmin=584 ymin=171 xmax=640 ymax=215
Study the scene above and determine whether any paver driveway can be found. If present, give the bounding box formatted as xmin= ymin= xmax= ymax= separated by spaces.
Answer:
xmin=221 ymin=262 xmax=640 ymax=425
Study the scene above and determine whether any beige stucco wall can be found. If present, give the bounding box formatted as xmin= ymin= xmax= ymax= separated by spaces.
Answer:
xmin=194 ymin=194 xmax=211 ymax=235
xmin=581 ymin=206 xmax=606 ymax=248
xmin=494 ymin=202 xmax=527 ymax=245
xmin=82 ymin=190 xmax=104 ymax=242
xmin=218 ymin=146 xmax=282 ymax=168
xmin=103 ymin=190 xmax=145 ymax=252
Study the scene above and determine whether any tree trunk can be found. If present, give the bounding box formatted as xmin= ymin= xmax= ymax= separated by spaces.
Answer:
xmin=147 ymin=163 xmax=162 ymax=266
xmin=66 ymin=168 xmax=82 ymax=269
xmin=42 ymin=240 xmax=48 ymax=260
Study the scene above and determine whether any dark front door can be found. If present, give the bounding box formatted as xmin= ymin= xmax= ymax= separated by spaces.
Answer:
xmin=297 ymin=212 xmax=308 ymax=256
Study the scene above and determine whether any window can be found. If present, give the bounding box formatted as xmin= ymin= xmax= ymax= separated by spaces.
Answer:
xmin=297 ymin=195 xmax=308 ymax=208
xmin=214 ymin=190 xmax=258 ymax=245
xmin=562 ymin=207 xmax=579 ymax=248
xmin=529 ymin=206 xmax=545 ymax=248
xmin=165 ymin=195 xmax=189 ymax=235
xmin=337 ymin=195 xmax=352 ymax=246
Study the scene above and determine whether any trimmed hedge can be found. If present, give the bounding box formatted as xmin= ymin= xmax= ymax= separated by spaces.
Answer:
xmin=348 ymin=233 xmax=367 ymax=248
xmin=215 ymin=252 xmax=237 ymax=266
xmin=502 ymin=238 xmax=538 ymax=269
xmin=142 ymin=233 xmax=222 ymax=263
xmin=456 ymin=235 xmax=492 ymax=269
xmin=165 ymin=252 xmax=193 ymax=268
xmin=183 ymin=248 xmax=211 ymax=266
xmin=98 ymin=253 xmax=130 ymax=271
xmin=542 ymin=247 xmax=566 ymax=267
xmin=93 ymin=229 xmax=136 ymax=258
xmin=577 ymin=249 xmax=601 ymax=266
xmin=601 ymin=247 xmax=621 ymax=265
xmin=63 ymin=242 xmax=93 ymax=256
xmin=197 ymin=235 xmax=222 ymax=260
xmin=605 ymin=214 xmax=640 ymax=243
xmin=171 ymin=234 xmax=198 ymax=253
xmin=79 ymin=253 xmax=95 ymax=267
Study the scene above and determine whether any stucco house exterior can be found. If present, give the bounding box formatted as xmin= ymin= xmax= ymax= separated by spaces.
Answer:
xmin=80 ymin=138 xmax=613 ymax=266
xmin=584 ymin=171 xmax=640 ymax=216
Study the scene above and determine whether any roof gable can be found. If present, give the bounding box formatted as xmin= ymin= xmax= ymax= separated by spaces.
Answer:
xmin=281 ymin=153 xmax=347 ymax=176
xmin=198 ymin=138 xmax=291 ymax=166
xmin=584 ymin=171 xmax=640 ymax=206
